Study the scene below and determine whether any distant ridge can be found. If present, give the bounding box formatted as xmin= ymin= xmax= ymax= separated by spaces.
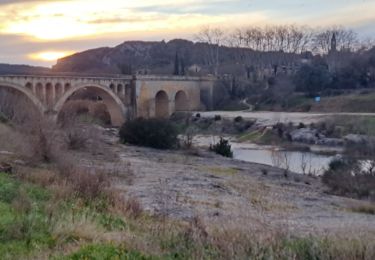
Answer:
xmin=52 ymin=39 xmax=302 ymax=75
xmin=0 ymin=63 xmax=50 ymax=75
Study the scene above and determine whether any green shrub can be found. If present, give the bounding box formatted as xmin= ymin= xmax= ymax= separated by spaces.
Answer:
xmin=210 ymin=138 xmax=233 ymax=158
xmin=0 ymin=174 xmax=19 ymax=203
xmin=62 ymin=244 xmax=153 ymax=260
xmin=119 ymin=118 xmax=178 ymax=149
xmin=0 ymin=112 xmax=8 ymax=123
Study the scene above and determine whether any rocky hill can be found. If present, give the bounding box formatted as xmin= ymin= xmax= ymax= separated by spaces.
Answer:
xmin=52 ymin=39 xmax=302 ymax=76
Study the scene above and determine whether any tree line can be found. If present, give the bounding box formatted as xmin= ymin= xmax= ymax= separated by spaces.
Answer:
xmin=196 ymin=25 xmax=374 ymax=55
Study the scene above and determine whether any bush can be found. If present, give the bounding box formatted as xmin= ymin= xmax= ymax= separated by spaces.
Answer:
xmin=322 ymin=158 xmax=375 ymax=200
xmin=234 ymin=116 xmax=243 ymax=123
xmin=210 ymin=138 xmax=233 ymax=158
xmin=65 ymin=127 xmax=89 ymax=150
xmin=119 ymin=118 xmax=178 ymax=149
xmin=0 ymin=112 xmax=7 ymax=123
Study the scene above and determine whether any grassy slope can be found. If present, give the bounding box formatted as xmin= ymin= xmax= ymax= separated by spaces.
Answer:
xmin=1 ymin=171 xmax=374 ymax=259
xmin=311 ymin=93 xmax=375 ymax=113
xmin=253 ymin=92 xmax=375 ymax=113
xmin=0 ymin=172 xmax=148 ymax=259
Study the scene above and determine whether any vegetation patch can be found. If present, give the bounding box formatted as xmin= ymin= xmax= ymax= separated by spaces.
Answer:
xmin=204 ymin=166 xmax=238 ymax=176
xmin=349 ymin=203 xmax=375 ymax=215
xmin=322 ymin=158 xmax=375 ymax=201
xmin=209 ymin=137 xmax=233 ymax=158
xmin=326 ymin=115 xmax=375 ymax=137
xmin=59 ymin=244 xmax=155 ymax=260
xmin=120 ymin=118 xmax=179 ymax=149
xmin=0 ymin=173 xmax=53 ymax=259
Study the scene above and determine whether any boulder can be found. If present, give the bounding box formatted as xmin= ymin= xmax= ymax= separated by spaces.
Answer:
xmin=316 ymin=138 xmax=345 ymax=146
xmin=344 ymin=134 xmax=368 ymax=144
xmin=289 ymin=128 xmax=318 ymax=144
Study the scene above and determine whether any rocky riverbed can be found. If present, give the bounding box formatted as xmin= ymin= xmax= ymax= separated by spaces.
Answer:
xmin=94 ymin=132 xmax=375 ymax=235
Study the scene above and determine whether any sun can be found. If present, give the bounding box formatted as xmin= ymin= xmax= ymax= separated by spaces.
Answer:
xmin=29 ymin=51 xmax=75 ymax=62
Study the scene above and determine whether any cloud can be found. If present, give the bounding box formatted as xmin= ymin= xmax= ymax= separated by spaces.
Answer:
xmin=0 ymin=0 xmax=375 ymax=66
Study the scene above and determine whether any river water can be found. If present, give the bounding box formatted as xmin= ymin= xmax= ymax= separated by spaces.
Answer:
xmin=193 ymin=135 xmax=338 ymax=175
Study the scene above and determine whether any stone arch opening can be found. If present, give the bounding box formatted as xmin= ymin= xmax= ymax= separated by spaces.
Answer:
xmin=55 ymin=83 xmax=63 ymax=99
xmin=46 ymin=83 xmax=54 ymax=106
xmin=155 ymin=90 xmax=169 ymax=118
xmin=25 ymin=82 xmax=33 ymax=92
xmin=55 ymin=84 xmax=126 ymax=127
xmin=125 ymin=84 xmax=131 ymax=105
xmin=64 ymin=83 xmax=71 ymax=92
xmin=109 ymin=83 xmax=115 ymax=92
xmin=175 ymin=90 xmax=189 ymax=111
xmin=117 ymin=84 xmax=124 ymax=96
xmin=36 ymin=82 xmax=44 ymax=101
xmin=0 ymin=82 xmax=44 ymax=123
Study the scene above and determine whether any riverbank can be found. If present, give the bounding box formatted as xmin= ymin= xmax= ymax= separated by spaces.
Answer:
xmin=1 ymin=122 xmax=374 ymax=259
xmin=197 ymin=111 xmax=375 ymax=126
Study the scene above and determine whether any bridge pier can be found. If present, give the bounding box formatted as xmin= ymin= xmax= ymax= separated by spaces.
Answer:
xmin=168 ymin=100 xmax=175 ymax=117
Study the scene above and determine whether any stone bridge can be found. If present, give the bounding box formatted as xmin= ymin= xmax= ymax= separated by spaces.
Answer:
xmin=0 ymin=74 xmax=215 ymax=126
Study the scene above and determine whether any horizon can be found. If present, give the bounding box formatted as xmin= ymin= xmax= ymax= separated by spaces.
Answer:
xmin=0 ymin=0 xmax=375 ymax=67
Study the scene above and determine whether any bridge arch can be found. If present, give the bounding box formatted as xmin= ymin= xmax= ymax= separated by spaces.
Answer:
xmin=155 ymin=90 xmax=169 ymax=118
xmin=54 ymin=83 xmax=126 ymax=126
xmin=174 ymin=90 xmax=189 ymax=111
xmin=0 ymin=81 xmax=45 ymax=114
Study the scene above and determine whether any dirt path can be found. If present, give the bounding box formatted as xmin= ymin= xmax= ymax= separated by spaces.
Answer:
xmin=197 ymin=111 xmax=375 ymax=126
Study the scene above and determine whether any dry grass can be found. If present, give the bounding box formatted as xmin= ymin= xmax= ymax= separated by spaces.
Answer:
xmin=349 ymin=202 xmax=375 ymax=215
xmin=1 ymin=95 xmax=375 ymax=258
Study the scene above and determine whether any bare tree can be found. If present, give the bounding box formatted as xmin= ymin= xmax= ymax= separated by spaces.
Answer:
xmin=312 ymin=26 xmax=359 ymax=54
xmin=195 ymin=26 xmax=226 ymax=75
xmin=300 ymin=152 xmax=308 ymax=175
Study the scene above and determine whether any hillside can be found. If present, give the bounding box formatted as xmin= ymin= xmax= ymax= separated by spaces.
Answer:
xmin=0 ymin=63 xmax=50 ymax=75
xmin=52 ymin=39 xmax=302 ymax=76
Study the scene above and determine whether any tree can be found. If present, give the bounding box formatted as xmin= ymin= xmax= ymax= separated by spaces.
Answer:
xmin=173 ymin=52 xmax=180 ymax=76
xmin=294 ymin=61 xmax=331 ymax=95
xmin=195 ymin=26 xmax=225 ymax=75
xmin=312 ymin=26 xmax=359 ymax=54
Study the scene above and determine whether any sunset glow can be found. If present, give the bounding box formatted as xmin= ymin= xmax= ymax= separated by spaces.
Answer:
xmin=0 ymin=0 xmax=374 ymax=66
xmin=29 ymin=51 xmax=75 ymax=62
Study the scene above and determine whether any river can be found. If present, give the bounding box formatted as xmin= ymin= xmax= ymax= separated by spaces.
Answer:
xmin=193 ymin=135 xmax=338 ymax=175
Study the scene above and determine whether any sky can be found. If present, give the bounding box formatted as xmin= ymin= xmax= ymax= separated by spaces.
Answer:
xmin=0 ymin=0 xmax=374 ymax=67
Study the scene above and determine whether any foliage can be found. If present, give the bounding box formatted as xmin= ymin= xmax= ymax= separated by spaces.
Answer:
xmin=214 ymin=115 xmax=222 ymax=121
xmin=210 ymin=137 xmax=233 ymax=158
xmin=119 ymin=118 xmax=179 ymax=149
xmin=294 ymin=62 xmax=331 ymax=96
xmin=60 ymin=244 xmax=154 ymax=260
xmin=322 ymin=158 xmax=375 ymax=200
xmin=0 ymin=173 xmax=53 ymax=259
xmin=234 ymin=116 xmax=243 ymax=123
